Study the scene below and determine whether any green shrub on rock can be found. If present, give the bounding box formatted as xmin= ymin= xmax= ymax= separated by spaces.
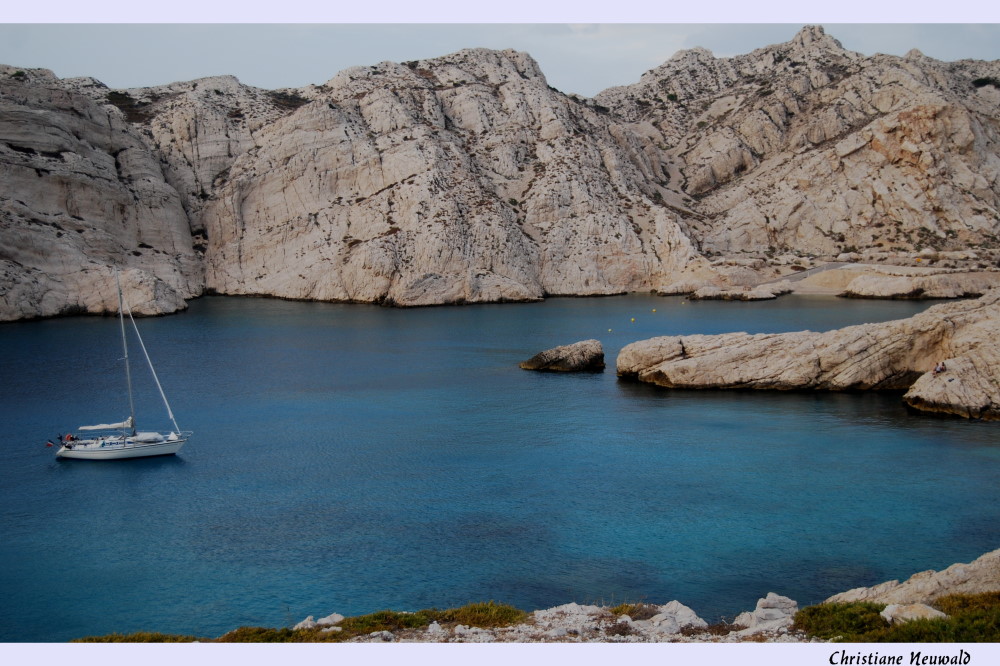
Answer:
xmin=794 ymin=593 xmax=1000 ymax=642
xmin=793 ymin=602 xmax=889 ymax=641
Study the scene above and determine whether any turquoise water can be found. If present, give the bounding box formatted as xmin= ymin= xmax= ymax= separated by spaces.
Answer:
xmin=1 ymin=294 xmax=998 ymax=642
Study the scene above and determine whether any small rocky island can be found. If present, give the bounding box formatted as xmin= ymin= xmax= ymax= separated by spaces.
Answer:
xmin=519 ymin=339 xmax=605 ymax=372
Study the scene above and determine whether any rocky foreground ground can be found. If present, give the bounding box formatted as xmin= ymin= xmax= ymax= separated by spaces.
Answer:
xmin=287 ymin=548 xmax=1000 ymax=643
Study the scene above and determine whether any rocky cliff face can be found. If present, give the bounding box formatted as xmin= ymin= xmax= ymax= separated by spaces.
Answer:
xmin=197 ymin=49 xmax=706 ymax=305
xmin=2 ymin=26 xmax=999 ymax=318
xmin=0 ymin=66 xmax=202 ymax=319
xmin=596 ymin=25 xmax=1000 ymax=260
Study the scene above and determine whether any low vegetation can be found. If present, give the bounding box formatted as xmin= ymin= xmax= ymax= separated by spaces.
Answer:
xmin=266 ymin=91 xmax=310 ymax=112
xmin=793 ymin=592 xmax=1000 ymax=642
xmin=69 ymin=593 xmax=1000 ymax=643
xmin=608 ymin=602 xmax=659 ymax=621
xmin=103 ymin=90 xmax=156 ymax=124
xmin=72 ymin=601 xmax=526 ymax=643
xmin=971 ymin=76 xmax=1000 ymax=89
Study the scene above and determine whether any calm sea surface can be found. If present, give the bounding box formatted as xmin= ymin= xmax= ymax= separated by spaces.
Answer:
xmin=2 ymin=294 xmax=998 ymax=642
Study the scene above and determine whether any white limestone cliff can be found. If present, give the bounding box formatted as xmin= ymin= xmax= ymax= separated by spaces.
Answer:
xmin=3 ymin=25 xmax=1000 ymax=319
xmin=0 ymin=66 xmax=202 ymax=320
xmin=595 ymin=25 xmax=1000 ymax=263
xmin=198 ymin=50 xmax=706 ymax=305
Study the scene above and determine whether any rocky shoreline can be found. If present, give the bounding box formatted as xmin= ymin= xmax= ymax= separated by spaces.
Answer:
xmin=5 ymin=25 xmax=1000 ymax=320
xmin=617 ymin=288 xmax=1000 ymax=421
xmin=282 ymin=548 xmax=1000 ymax=643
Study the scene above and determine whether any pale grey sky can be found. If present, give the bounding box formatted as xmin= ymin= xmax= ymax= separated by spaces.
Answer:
xmin=3 ymin=4 xmax=999 ymax=98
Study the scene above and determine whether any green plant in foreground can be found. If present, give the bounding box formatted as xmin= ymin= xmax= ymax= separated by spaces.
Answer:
xmin=935 ymin=591 xmax=1000 ymax=615
xmin=75 ymin=594 xmax=1000 ymax=643
xmin=428 ymin=601 xmax=528 ymax=628
xmin=337 ymin=609 xmax=433 ymax=637
xmin=608 ymin=602 xmax=659 ymax=621
xmin=74 ymin=601 xmax=528 ymax=642
xmin=794 ymin=592 xmax=1000 ymax=642
xmin=793 ymin=602 xmax=889 ymax=641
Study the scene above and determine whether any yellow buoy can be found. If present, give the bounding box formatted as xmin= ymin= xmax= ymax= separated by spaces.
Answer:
xmin=652 ymin=309 xmax=656 ymax=313
xmin=630 ymin=318 xmax=635 ymax=322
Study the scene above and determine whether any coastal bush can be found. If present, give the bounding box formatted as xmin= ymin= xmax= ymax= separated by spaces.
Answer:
xmin=792 ymin=602 xmax=889 ymax=640
xmin=217 ymin=612 xmax=435 ymax=643
xmin=609 ymin=602 xmax=659 ymax=621
xmin=427 ymin=601 xmax=527 ymax=628
xmin=267 ymin=91 xmax=310 ymax=111
xmin=72 ymin=601 xmax=529 ymax=642
xmin=971 ymin=77 xmax=1000 ymax=89
xmin=934 ymin=591 xmax=1000 ymax=615
xmin=794 ymin=593 xmax=1000 ymax=642
xmin=337 ymin=609 xmax=433 ymax=637
xmin=217 ymin=626 xmax=300 ymax=642
xmin=680 ymin=621 xmax=742 ymax=637
xmin=104 ymin=90 xmax=154 ymax=123
xmin=604 ymin=620 xmax=638 ymax=636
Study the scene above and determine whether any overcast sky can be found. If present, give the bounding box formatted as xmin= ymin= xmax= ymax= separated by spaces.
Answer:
xmin=3 ymin=4 xmax=1000 ymax=98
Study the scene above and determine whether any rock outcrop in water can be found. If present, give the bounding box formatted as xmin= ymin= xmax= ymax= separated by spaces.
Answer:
xmin=3 ymin=25 xmax=1000 ymax=319
xmin=688 ymin=281 xmax=793 ymax=300
xmin=617 ymin=289 xmax=1000 ymax=420
xmin=519 ymin=339 xmax=605 ymax=372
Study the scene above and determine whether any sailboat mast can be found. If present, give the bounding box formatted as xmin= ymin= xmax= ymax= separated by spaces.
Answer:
xmin=120 ymin=281 xmax=183 ymax=435
xmin=116 ymin=269 xmax=137 ymax=435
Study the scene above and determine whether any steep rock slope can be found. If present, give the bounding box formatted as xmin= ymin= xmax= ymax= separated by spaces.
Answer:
xmin=596 ymin=25 xmax=1000 ymax=260
xmin=64 ymin=74 xmax=311 ymax=233
xmin=3 ymin=26 xmax=1000 ymax=318
xmin=0 ymin=66 xmax=201 ymax=319
xmin=198 ymin=49 xmax=706 ymax=305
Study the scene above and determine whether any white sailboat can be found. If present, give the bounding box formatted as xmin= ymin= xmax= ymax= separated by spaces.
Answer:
xmin=55 ymin=270 xmax=192 ymax=460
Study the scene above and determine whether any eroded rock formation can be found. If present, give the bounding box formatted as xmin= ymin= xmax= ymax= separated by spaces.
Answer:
xmin=3 ymin=25 xmax=1000 ymax=319
xmin=617 ymin=289 xmax=1000 ymax=420
xmin=595 ymin=25 xmax=1000 ymax=261
xmin=0 ymin=67 xmax=202 ymax=319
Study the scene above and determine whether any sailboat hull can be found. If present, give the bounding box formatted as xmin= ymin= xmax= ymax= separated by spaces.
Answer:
xmin=56 ymin=437 xmax=187 ymax=460
xmin=51 ymin=269 xmax=192 ymax=462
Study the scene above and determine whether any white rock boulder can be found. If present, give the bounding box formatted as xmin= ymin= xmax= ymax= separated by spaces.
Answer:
xmin=520 ymin=339 xmax=605 ymax=372
xmin=732 ymin=592 xmax=799 ymax=633
xmin=880 ymin=603 xmax=948 ymax=624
